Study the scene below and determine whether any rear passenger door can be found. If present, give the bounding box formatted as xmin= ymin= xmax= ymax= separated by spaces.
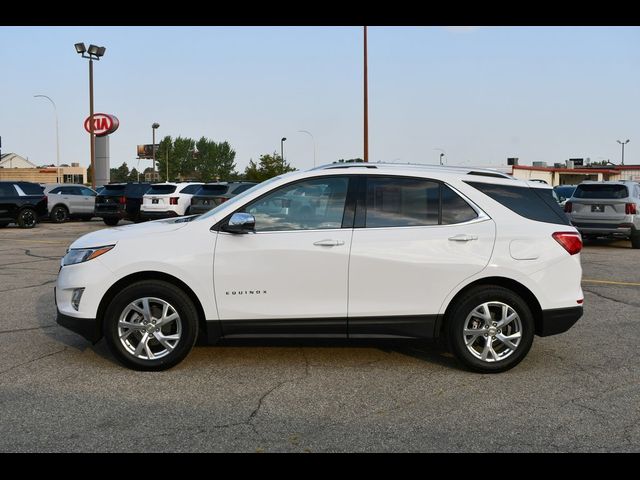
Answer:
xmin=347 ymin=176 xmax=496 ymax=337
xmin=78 ymin=187 xmax=97 ymax=215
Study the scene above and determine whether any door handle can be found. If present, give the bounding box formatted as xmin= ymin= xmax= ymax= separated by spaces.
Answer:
xmin=313 ymin=239 xmax=345 ymax=247
xmin=448 ymin=234 xmax=478 ymax=242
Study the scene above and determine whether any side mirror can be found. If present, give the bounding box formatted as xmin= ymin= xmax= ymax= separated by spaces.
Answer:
xmin=222 ymin=212 xmax=255 ymax=234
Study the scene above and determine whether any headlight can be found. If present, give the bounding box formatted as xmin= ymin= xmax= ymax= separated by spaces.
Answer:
xmin=62 ymin=245 xmax=115 ymax=267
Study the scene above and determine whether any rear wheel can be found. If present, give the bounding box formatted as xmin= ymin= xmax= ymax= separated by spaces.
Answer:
xmin=17 ymin=208 xmax=37 ymax=229
xmin=103 ymin=280 xmax=199 ymax=371
xmin=50 ymin=205 xmax=69 ymax=223
xmin=631 ymin=232 xmax=640 ymax=249
xmin=446 ymin=286 xmax=535 ymax=373
xmin=103 ymin=217 xmax=119 ymax=226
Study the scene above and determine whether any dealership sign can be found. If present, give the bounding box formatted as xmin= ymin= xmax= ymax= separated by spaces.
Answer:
xmin=84 ymin=113 xmax=119 ymax=136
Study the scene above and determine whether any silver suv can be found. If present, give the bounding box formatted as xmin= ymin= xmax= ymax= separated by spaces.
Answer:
xmin=565 ymin=180 xmax=640 ymax=248
xmin=44 ymin=184 xmax=97 ymax=223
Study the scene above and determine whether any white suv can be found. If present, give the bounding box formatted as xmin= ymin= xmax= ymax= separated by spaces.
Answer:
xmin=55 ymin=164 xmax=584 ymax=372
xmin=140 ymin=182 xmax=203 ymax=220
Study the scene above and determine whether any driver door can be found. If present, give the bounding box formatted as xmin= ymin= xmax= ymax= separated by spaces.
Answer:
xmin=213 ymin=175 xmax=353 ymax=337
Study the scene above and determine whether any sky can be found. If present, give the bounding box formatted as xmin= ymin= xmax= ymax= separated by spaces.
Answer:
xmin=0 ymin=26 xmax=639 ymax=173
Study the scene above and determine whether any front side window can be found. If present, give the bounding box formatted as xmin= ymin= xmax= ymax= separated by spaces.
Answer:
xmin=244 ymin=177 xmax=349 ymax=232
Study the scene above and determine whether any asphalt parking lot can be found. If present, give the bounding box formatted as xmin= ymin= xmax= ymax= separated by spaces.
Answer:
xmin=0 ymin=221 xmax=639 ymax=452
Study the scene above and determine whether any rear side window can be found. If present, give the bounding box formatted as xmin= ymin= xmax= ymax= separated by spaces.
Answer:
xmin=179 ymin=184 xmax=202 ymax=194
xmin=49 ymin=187 xmax=63 ymax=194
xmin=573 ymin=184 xmax=629 ymax=199
xmin=147 ymin=185 xmax=177 ymax=195
xmin=0 ymin=184 xmax=17 ymax=197
xmin=18 ymin=183 xmax=44 ymax=195
xmin=364 ymin=177 xmax=478 ymax=228
xmin=466 ymin=181 xmax=570 ymax=226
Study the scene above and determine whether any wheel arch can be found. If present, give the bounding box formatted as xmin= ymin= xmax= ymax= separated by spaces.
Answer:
xmin=437 ymin=276 xmax=544 ymax=337
xmin=96 ymin=271 xmax=208 ymax=342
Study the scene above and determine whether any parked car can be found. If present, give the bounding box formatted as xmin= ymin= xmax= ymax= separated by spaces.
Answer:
xmin=56 ymin=164 xmax=583 ymax=373
xmin=44 ymin=184 xmax=97 ymax=223
xmin=190 ymin=182 xmax=257 ymax=215
xmin=95 ymin=182 xmax=152 ymax=226
xmin=553 ymin=184 xmax=577 ymax=207
xmin=0 ymin=181 xmax=48 ymax=228
xmin=565 ymin=180 xmax=640 ymax=248
xmin=140 ymin=182 xmax=203 ymax=220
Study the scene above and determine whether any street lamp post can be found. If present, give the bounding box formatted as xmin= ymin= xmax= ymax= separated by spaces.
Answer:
xmin=297 ymin=130 xmax=316 ymax=168
xmin=433 ymin=148 xmax=446 ymax=165
xmin=617 ymin=139 xmax=630 ymax=166
xmin=152 ymin=123 xmax=160 ymax=177
xmin=34 ymin=95 xmax=60 ymax=168
xmin=281 ymin=137 xmax=287 ymax=171
xmin=75 ymin=42 xmax=106 ymax=190
xmin=363 ymin=25 xmax=369 ymax=163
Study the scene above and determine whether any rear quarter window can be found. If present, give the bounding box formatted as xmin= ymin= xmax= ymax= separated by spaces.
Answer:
xmin=465 ymin=181 xmax=570 ymax=226
xmin=19 ymin=183 xmax=44 ymax=195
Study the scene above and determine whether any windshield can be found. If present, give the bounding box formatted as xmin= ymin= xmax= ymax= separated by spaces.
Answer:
xmin=195 ymin=176 xmax=282 ymax=222
xmin=147 ymin=185 xmax=177 ymax=195
xmin=573 ymin=184 xmax=628 ymax=199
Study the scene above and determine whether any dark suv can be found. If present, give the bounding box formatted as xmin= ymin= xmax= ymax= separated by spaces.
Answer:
xmin=190 ymin=182 xmax=257 ymax=214
xmin=0 ymin=181 xmax=48 ymax=228
xmin=95 ymin=182 xmax=152 ymax=226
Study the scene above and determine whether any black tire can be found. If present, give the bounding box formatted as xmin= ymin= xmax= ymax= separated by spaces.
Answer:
xmin=103 ymin=217 xmax=120 ymax=226
xmin=446 ymin=285 xmax=535 ymax=373
xmin=17 ymin=208 xmax=38 ymax=229
xmin=631 ymin=233 xmax=640 ymax=249
xmin=50 ymin=205 xmax=69 ymax=223
xmin=103 ymin=280 xmax=199 ymax=371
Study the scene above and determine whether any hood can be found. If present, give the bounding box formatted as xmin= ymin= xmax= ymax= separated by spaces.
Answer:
xmin=69 ymin=219 xmax=190 ymax=249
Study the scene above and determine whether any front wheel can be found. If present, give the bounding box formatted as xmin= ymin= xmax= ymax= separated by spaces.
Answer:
xmin=446 ymin=286 xmax=535 ymax=373
xmin=103 ymin=217 xmax=119 ymax=226
xmin=103 ymin=280 xmax=199 ymax=371
xmin=50 ymin=205 xmax=69 ymax=223
xmin=17 ymin=208 xmax=37 ymax=228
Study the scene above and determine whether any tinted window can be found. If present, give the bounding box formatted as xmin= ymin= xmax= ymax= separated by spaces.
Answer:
xmin=573 ymin=184 xmax=629 ymax=199
xmin=18 ymin=183 xmax=44 ymax=195
xmin=79 ymin=187 xmax=96 ymax=196
xmin=179 ymin=184 xmax=203 ymax=194
xmin=49 ymin=187 xmax=63 ymax=194
xmin=245 ymin=177 xmax=349 ymax=232
xmin=125 ymin=184 xmax=152 ymax=197
xmin=466 ymin=181 xmax=570 ymax=226
xmin=147 ymin=185 xmax=177 ymax=195
xmin=198 ymin=184 xmax=229 ymax=195
xmin=61 ymin=187 xmax=79 ymax=195
xmin=0 ymin=184 xmax=17 ymax=197
xmin=231 ymin=183 xmax=257 ymax=195
xmin=554 ymin=185 xmax=576 ymax=199
xmin=365 ymin=177 xmax=439 ymax=227
xmin=101 ymin=185 xmax=126 ymax=195
xmin=441 ymin=185 xmax=478 ymax=224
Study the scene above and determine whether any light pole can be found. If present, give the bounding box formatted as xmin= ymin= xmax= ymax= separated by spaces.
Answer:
xmin=433 ymin=148 xmax=446 ymax=165
xmin=34 ymin=95 xmax=60 ymax=168
xmin=281 ymin=137 xmax=287 ymax=171
xmin=75 ymin=42 xmax=106 ymax=190
xmin=617 ymin=139 xmax=630 ymax=165
xmin=363 ymin=25 xmax=369 ymax=163
xmin=152 ymin=123 xmax=160 ymax=177
xmin=297 ymin=130 xmax=316 ymax=168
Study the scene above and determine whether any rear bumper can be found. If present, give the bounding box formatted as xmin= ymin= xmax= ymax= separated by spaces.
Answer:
xmin=536 ymin=306 xmax=583 ymax=337
xmin=140 ymin=210 xmax=179 ymax=219
xmin=95 ymin=206 xmax=125 ymax=218
xmin=57 ymin=309 xmax=101 ymax=343
xmin=572 ymin=220 xmax=635 ymax=236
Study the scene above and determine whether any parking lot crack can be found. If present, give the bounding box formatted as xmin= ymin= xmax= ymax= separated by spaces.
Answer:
xmin=0 ymin=347 xmax=67 ymax=376
xmin=0 ymin=325 xmax=56 ymax=335
xmin=583 ymin=288 xmax=640 ymax=308
xmin=23 ymin=249 xmax=61 ymax=260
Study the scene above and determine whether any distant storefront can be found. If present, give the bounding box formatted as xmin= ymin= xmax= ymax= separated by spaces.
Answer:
xmin=0 ymin=153 xmax=87 ymax=184
xmin=511 ymin=165 xmax=640 ymax=186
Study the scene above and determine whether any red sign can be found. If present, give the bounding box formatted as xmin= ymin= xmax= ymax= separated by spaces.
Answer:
xmin=84 ymin=113 xmax=119 ymax=136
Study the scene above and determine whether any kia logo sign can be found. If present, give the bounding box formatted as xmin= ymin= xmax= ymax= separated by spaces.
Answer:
xmin=84 ymin=113 xmax=119 ymax=136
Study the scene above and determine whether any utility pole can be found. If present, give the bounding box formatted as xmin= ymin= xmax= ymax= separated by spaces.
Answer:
xmin=363 ymin=26 xmax=369 ymax=163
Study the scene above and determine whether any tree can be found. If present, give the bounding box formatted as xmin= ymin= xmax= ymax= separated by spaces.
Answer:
xmin=110 ymin=162 xmax=130 ymax=182
xmin=336 ymin=158 xmax=364 ymax=163
xmin=128 ymin=167 xmax=141 ymax=182
xmin=244 ymin=153 xmax=296 ymax=183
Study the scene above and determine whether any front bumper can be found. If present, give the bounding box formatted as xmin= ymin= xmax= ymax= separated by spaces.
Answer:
xmin=536 ymin=306 xmax=583 ymax=337
xmin=57 ymin=309 xmax=101 ymax=343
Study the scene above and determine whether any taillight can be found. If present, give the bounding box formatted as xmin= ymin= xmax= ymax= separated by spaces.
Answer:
xmin=169 ymin=197 xmax=179 ymax=205
xmin=564 ymin=201 xmax=572 ymax=213
xmin=552 ymin=232 xmax=582 ymax=255
xmin=220 ymin=197 xmax=229 ymax=203
xmin=625 ymin=203 xmax=637 ymax=215
xmin=119 ymin=196 xmax=126 ymax=204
